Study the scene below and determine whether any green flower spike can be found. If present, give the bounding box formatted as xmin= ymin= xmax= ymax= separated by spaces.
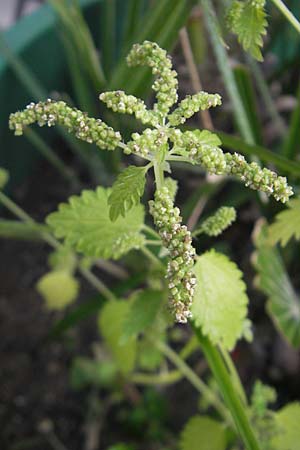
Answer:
xmin=149 ymin=186 xmax=197 ymax=323
xmin=9 ymin=99 xmax=122 ymax=151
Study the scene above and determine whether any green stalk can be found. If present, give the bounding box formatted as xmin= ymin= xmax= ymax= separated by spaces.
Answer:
xmin=271 ymin=0 xmax=300 ymax=34
xmin=192 ymin=324 xmax=261 ymax=450
xmin=153 ymin=339 xmax=232 ymax=425
xmin=200 ymin=0 xmax=255 ymax=145
xmin=0 ymin=219 xmax=49 ymax=240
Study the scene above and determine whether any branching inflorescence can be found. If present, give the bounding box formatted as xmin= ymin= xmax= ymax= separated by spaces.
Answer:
xmin=9 ymin=40 xmax=293 ymax=323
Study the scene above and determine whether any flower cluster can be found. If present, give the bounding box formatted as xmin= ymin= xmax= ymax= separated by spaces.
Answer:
xmin=124 ymin=128 xmax=168 ymax=158
xmin=149 ymin=187 xmax=196 ymax=323
xmin=127 ymin=41 xmax=178 ymax=120
xmin=169 ymin=129 xmax=293 ymax=203
xmin=170 ymin=129 xmax=227 ymax=175
xmin=168 ymin=92 xmax=222 ymax=126
xmin=9 ymin=99 xmax=122 ymax=151
xmin=99 ymin=90 xmax=159 ymax=126
xmin=199 ymin=206 xmax=237 ymax=237
xmin=225 ymin=153 xmax=293 ymax=202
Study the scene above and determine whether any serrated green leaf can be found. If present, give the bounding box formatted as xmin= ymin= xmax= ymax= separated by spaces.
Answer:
xmin=252 ymin=222 xmax=300 ymax=348
xmin=180 ymin=415 xmax=227 ymax=450
xmin=227 ymin=0 xmax=267 ymax=61
xmin=108 ymin=165 xmax=147 ymax=221
xmin=268 ymin=199 xmax=300 ymax=247
xmin=36 ymin=270 xmax=79 ymax=310
xmin=98 ymin=300 xmax=137 ymax=375
xmin=272 ymin=403 xmax=300 ymax=450
xmin=122 ymin=289 xmax=163 ymax=342
xmin=0 ymin=168 xmax=9 ymax=189
xmin=191 ymin=250 xmax=249 ymax=350
xmin=47 ymin=187 xmax=145 ymax=260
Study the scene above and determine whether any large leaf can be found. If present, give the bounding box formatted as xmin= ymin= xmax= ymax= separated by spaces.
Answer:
xmin=108 ymin=165 xmax=147 ymax=221
xmin=272 ymin=403 xmax=300 ymax=450
xmin=227 ymin=0 xmax=267 ymax=61
xmin=122 ymin=289 xmax=163 ymax=342
xmin=252 ymin=221 xmax=300 ymax=348
xmin=47 ymin=187 xmax=145 ymax=260
xmin=191 ymin=250 xmax=249 ymax=350
xmin=180 ymin=415 xmax=227 ymax=450
xmin=98 ymin=300 xmax=137 ymax=375
xmin=268 ymin=198 xmax=300 ymax=247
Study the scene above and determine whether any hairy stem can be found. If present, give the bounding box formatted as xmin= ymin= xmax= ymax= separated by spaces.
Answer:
xmin=192 ymin=324 xmax=261 ymax=450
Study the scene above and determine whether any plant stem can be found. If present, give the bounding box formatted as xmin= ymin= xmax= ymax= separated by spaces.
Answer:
xmin=0 ymin=191 xmax=34 ymax=223
xmin=219 ymin=344 xmax=247 ymax=406
xmin=200 ymin=0 xmax=255 ymax=145
xmin=79 ymin=266 xmax=116 ymax=301
xmin=94 ymin=259 xmax=129 ymax=280
xmin=131 ymin=370 xmax=182 ymax=385
xmin=271 ymin=0 xmax=300 ymax=34
xmin=153 ymin=160 xmax=164 ymax=190
xmin=153 ymin=338 xmax=232 ymax=425
xmin=192 ymin=324 xmax=261 ymax=450
xmin=0 ymin=219 xmax=49 ymax=240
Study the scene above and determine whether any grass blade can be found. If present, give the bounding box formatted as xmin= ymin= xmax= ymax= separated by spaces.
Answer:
xmin=233 ymin=64 xmax=263 ymax=145
xmin=200 ymin=0 xmax=255 ymax=145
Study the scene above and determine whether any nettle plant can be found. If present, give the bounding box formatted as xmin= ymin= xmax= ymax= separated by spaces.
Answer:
xmin=4 ymin=41 xmax=299 ymax=449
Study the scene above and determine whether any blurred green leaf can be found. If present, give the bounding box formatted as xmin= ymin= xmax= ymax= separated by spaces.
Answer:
xmin=98 ymin=300 xmax=137 ymax=375
xmin=180 ymin=415 xmax=227 ymax=450
xmin=252 ymin=221 xmax=300 ymax=348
